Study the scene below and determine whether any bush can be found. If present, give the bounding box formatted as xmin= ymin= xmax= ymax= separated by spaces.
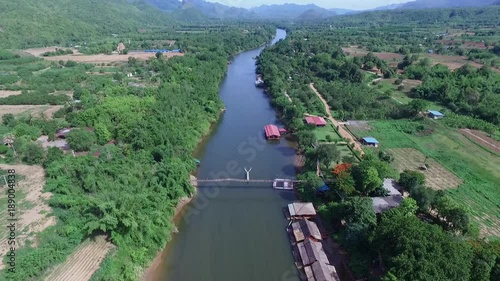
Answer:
xmin=399 ymin=170 xmax=425 ymax=189
xmin=22 ymin=143 xmax=45 ymax=164
xmin=0 ymin=145 xmax=8 ymax=154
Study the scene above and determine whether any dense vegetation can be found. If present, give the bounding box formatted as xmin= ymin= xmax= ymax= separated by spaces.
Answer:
xmin=0 ymin=23 xmax=274 ymax=281
xmin=257 ymin=7 xmax=499 ymax=281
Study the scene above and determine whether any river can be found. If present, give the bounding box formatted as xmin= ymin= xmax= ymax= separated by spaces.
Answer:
xmin=149 ymin=29 xmax=300 ymax=281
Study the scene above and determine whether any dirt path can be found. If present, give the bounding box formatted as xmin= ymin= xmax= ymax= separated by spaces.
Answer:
xmin=459 ymin=129 xmax=500 ymax=154
xmin=309 ymin=83 xmax=364 ymax=155
xmin=44 ymin=235 xmax=114 ymax=281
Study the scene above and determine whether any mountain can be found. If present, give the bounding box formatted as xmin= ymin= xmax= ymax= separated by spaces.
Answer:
xmin=0 ymin=0 xmax=173 ymax=48
xmin=329 ymin=8 xmax=357 ymax=15
xmin=399 ymin=0 xmax=496 ymax=9
xmin=250 ymin=3 xmax=335 ymax=19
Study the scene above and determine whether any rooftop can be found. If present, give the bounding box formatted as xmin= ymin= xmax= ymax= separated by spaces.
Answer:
xmin=373 ymin=179 xmax=404 ymax=214
xmin=292 ymin=219 xmax=322 ymax=242
xmin=428 ymin=110 xmax=444 ymax=116
xmin=304 ymin=261 xmax=340 ymax=281
xmin=362 ymin=137 xmax=379 ymax=144
xmin=288 ymin=202 xmax=316 ymax=217
xmin=305 ymin=116 xmax=327 ymax=126
xmin=298 ymin=238 xmax=329 ymax=266
xmin=264 ymin=124 xmax=280 ymax=138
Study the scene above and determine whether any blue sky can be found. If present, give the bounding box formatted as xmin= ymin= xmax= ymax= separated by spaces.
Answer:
xmin=205 ymin=0 xmax=412 ymax=10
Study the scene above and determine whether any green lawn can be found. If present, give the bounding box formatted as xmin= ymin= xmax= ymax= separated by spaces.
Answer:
xmin=313 ymin=122 xmax=343 ymax=142
xmin=354 ymin=118 xmax=500 ymax=237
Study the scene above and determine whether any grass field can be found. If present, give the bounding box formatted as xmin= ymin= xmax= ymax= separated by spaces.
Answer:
xmin=313 ymin=123 xmax=343 ymax=142
xmin=351 ymin=118 xmax=500 ymax=237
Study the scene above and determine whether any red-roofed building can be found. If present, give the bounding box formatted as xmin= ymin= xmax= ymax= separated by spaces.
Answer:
xmin=264 ymin=124 xmax=280 ymax=140
xmin=305 ymin=116 xmax=327 ymax=127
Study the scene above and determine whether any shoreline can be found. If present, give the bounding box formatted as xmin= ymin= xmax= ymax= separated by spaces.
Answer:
xmin=141 ymin=175 xmax=198 ymax=281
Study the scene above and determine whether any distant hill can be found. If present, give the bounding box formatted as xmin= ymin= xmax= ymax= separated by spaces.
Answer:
xmin=399 ymin=0 xmax=496 ymax=9
xmin=0 ymin=0 xmax=173 ymax=48
xmin=250 ymin=3 xmax=335 ymax=19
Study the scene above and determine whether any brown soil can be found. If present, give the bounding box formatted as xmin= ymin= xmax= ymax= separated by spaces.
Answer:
xmin=0 ymin=90 xmax=22 ymax=98
xmin=387 ymin=148 xmax=463 ymax=190
xmin=43 ymin=235 xmax=115 ymax=281
xmin=459 ymin=129 xmax=500 ymax=154
xmin=22 ymin=47 xmax=81 ymax=56
xmin=0 ymin=164 xmax=55 ymax=269
xmin=37 ymin=52 xmax=183 ymax=63
xmin=0 ymin=105 xmax=63 ymax=119
xmin=309 ymin=83 xmax=364 ymax=155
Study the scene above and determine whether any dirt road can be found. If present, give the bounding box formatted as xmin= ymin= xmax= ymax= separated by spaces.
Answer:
xmin=309 ymin=83 xmax=364 ymax=155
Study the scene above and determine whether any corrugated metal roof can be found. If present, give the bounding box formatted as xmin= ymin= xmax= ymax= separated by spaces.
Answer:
xmin=428 ymin=110 xmax=444 ymax=116
xmin=288 ymin=202 xmax=316 ymax=217
xmin=305 ymin=116 xmax=327 ymax=126
xmin=362 ymin=137 xmax=379 ymax=144
xmin=298 ymin=238 xmax=329 ymax=266
xmin=292 ymin=219 xmax=322 ymax=242
xmin=264 ymin=124 xmax=280 ymax=138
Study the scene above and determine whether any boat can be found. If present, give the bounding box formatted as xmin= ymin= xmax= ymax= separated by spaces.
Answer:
xmin=255 ymin=74 xmax=264 ymax=87
xmin=194 ymin=159 xmax=201 ymax=166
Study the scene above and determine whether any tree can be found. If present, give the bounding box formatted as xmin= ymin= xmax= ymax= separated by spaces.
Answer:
xmin=66 ymin=129 xmax=97 ymax=152
xmin=155 ymin=52 xmax=163 ymax=59
xmin=345 ymin=197 xmax=377 ymax=226
xmin=297 ymin=172 xmax=322 ymax=202
xmin=44 ymin=147 xmax=64 ymax=168
xmin=352 ymin=163 xmax=383 ymax=195
xmin=399 ymin=170 xmax=425 ymax=189
xmin=22 ymin=143 xmax=44 ymax=165
xmin=373 ymin=212 xmax=473 ymax=281
xmin=296 ymin=130 xmax=316 ymax=149
xmin=409 ymin=184 xmax=436 ymax=212
xmin=315 ymin=144 xmax=340 ymax=167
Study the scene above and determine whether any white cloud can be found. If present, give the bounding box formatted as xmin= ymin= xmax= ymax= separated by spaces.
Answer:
xmin=205 ymin=0 xmax=413 ymax=10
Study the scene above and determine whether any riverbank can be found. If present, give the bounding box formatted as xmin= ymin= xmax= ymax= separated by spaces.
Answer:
xmin=141 ymin=175 xmax=198 ymax=281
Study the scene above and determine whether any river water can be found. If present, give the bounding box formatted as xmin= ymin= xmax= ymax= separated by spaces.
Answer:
xmin=150 ymin=29 xmax=300 ymax=281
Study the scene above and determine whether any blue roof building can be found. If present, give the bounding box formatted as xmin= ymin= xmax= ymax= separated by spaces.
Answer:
xmin=428 ymin=110 xmax=444 ymax=119
xmin=317 ymin=182 xmax=330 ymax=192
xmin=361 ymin=137 xmax=379 ymax=147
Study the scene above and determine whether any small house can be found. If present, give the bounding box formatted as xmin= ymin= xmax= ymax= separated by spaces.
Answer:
xmin=297 ymin=238 xmax=329 ymax=266
xmin=292 ymin=219 xmax=322 ymax=242
xmin=304 ymin=261 xmax=340 ymax=281
xmin=372 ymin=179 xmax=404 ymax=214
xmin=288 ymin=202 xmax=316 ymax=219
xmin=361 ymin=137 xmax=379 ymax=147
xmin=428 ymin=110 xmax=444 ymax=119
xmin=305 ymin=116 xmax=327 ymax=127
xmin=264 ymin=124 xmax=280 ymax=140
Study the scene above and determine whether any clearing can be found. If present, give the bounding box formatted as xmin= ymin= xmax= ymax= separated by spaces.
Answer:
xmin=22 ymin=47 xmax=184 ymax=63
xmin=0 ymin=105 xmax=63 ymax=119
xmin=387 ymin=148 xmax=463 ymax=190
xmin=0 ymin=91 xmax=22 ymax=98
xmin=0 ymin=164 xmax=55 ymax=269
xmin=43 ymin=235 xmax=115 ymax=281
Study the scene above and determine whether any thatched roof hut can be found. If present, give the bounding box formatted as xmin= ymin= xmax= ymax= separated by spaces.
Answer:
xmin=292 ymin=219 xmax=322 ymax=242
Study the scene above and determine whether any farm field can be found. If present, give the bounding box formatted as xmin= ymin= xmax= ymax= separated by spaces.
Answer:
xmin=43 ymin=235 xmax=114 ymax=281
xmin=0 ymin=105 xmax=63 ymax=119
xmin=350 ymin=119 xmax=500 ymax=237
xmin=22 ymin=48 xmax=184 ymax=63
xmin=342 ymin=46 xmax=490 ymax=71
xmin=0 ymin=165 xmax=55 ymax=269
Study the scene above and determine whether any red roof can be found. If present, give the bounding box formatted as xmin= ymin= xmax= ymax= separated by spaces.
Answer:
xmin=305 ymin=116 xmax=327 ymax=126
xmin=278 ymin=128 xmax=287 ymax=134
xmin=264 ymin=124 xmax=280 ymax=138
